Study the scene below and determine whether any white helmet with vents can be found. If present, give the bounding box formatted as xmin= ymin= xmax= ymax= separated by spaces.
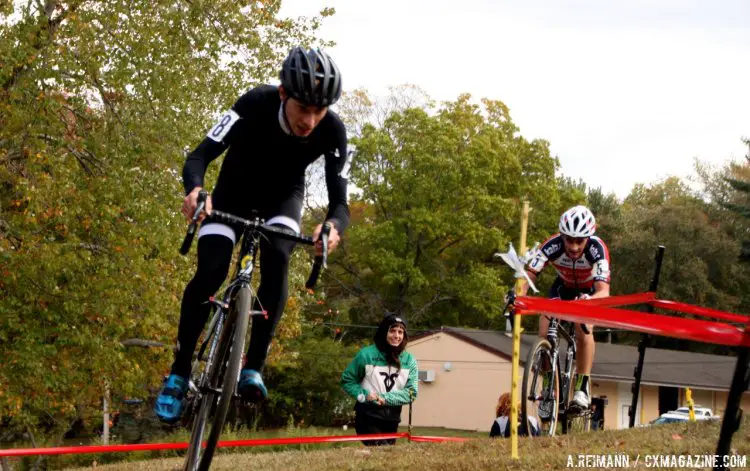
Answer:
xmin=559 ymin=205 xmax=596 ymax=238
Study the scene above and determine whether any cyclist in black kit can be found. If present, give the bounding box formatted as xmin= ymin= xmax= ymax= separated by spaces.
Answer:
xmin=154 ymin=47 xmax=351 ymax=423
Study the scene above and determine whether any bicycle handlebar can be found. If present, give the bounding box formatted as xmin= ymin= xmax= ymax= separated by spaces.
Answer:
xmin=208 ymin=210 xmax=314 ymax=246
xmin=179 ymin=190 xmax=208 ymax=255
xmin=179 ymin=190 xmax=328 ymax=287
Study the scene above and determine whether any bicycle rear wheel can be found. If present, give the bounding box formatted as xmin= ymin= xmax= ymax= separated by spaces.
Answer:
xmin=184 ymin=286 xmax=252 ymax=471
xmin=522 ymin=339 xmax=560 ymax=436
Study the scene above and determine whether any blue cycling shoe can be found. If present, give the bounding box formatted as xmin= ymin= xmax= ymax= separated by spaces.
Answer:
xmin=238 ymin=369 xmax=268 ymax=402
xmin=153 ymin=374 xmax=189 ymax=423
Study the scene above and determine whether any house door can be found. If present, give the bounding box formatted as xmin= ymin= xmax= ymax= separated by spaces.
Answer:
xmin=658 ymin=386 xmax=678 ymax=415
xmin=617 ymin=382 xmax=641 ymax=428
xmin=620 ymin=405 xmax=631 ymax=429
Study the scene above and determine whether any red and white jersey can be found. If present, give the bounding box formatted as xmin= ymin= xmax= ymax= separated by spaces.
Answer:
xmin=526 ymin=234 xmax=611 ymax=289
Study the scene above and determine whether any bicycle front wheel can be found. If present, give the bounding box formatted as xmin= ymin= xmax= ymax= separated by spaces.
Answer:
xmin=522 ymin=338 xmax=560 ymax=437
xmin=200 ymin=286 xmax=251 ymax=471
xmin=183 ymin=312 xmax=230 ymax=471
xmin=184 ymin=286 xmax=252 ymax=471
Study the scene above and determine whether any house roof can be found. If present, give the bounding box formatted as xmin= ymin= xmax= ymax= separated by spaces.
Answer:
xmin=413 ymin=327 xmax=742 ymax=391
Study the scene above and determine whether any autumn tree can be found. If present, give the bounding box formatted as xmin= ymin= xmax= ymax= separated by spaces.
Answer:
xmin=0 ymin=0 xmax=331 ymax=444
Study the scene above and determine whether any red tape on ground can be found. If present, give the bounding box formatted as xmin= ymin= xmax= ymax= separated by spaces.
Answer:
xmin=0 ymin=441 xmax=190 ymax=458
xmin=408 ymin=435 xmax=469 ymax=443
xmin=215 ymin=432 xmax=408 ymax=448
xmin=0 ymin=433 xmax=469 ymax=457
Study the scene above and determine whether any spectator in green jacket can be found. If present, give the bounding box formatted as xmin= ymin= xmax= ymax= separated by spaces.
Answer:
xmin=341 ymin=313 xmax=418 ymax=446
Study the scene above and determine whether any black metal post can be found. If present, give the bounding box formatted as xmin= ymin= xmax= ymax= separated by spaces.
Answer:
xmin=408 ymin=389 xmax=414 ymax=440
xmin=714 ymin=327 xmax=749 ymax=470
xmin=629 ymin=246 xmax=665 ymax=428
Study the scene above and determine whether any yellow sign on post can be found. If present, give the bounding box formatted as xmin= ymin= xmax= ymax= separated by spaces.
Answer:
xmin=686 ymin=388 xmax=696 ymax=421
xmin=510 ymin=200 xmax=530 ymax=460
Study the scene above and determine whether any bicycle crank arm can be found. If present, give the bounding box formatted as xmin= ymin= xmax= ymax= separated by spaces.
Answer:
xmin=199 ymin=386 xmax=224 ymax=396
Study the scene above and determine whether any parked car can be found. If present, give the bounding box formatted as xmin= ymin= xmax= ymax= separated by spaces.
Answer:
xmin=672 ymin=406 xmax=720 ymax=420
xmin=647 ymin=406 xmax=721 ymax=426
xmin=649 ymin=412 xmax=690 ymax=426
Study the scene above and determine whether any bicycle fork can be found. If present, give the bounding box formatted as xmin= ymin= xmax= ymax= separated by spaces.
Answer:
xmin=529 ymin=345 xmax=560 ymax=404
xmin=190 ymin=304 xmax=227 ymax=395
xmin=544 ymin=319 xmax=560 ymax=404
xmin=561 ymin=346 xmax=574 ymax=407
xmin=547 ymin=349 xmax=560 ymax=403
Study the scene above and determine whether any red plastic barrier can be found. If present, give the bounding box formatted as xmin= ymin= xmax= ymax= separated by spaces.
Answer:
xmin=0 ymin=433 xmax=472 ymax=458
xmin=520 ymin=292 xmax=750 ymax=324
xmin=567 ymin=292 xmax=656 ymax=308
xmin=515 ymin=296 xmax=750 ymax=347
xmin=649 ymin=299 xmax=749 ymax=324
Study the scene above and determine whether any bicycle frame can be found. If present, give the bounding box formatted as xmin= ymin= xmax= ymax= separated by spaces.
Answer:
xmin=189 ymin=227 xmax=263 ymax=396
xmin=525 ymin=317 xmax=577 ymax=414
xmin=545 ymin=316 xmax=578 ymax=412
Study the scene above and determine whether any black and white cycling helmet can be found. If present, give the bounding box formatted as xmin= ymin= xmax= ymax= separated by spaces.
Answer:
xmin=559 ymin=205 xmax=596 ymax=238
xmin=280 ymin=46 xmax=342 ymax=107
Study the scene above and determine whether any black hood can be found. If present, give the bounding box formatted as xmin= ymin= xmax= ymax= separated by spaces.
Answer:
xmin=374 ymin=313 xmax=408 ymax=360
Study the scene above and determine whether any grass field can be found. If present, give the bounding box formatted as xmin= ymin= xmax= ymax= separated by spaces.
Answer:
xmin=54 ymin=420 xmax=749 ymax=470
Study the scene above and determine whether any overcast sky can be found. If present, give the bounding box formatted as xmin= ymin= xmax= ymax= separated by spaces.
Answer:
xmin=279 ymin=0 xmax=749 ymax=198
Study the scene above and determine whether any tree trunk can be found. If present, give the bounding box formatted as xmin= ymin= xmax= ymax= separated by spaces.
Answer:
xmin=103 ymin=383 xmax=110 ymax=445
xmin=24 ymin=425 xmax=42 ymax=471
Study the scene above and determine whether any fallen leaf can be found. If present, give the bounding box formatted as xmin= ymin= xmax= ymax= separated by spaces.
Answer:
xmin=671 ymin=434 xmax=682 ymax=440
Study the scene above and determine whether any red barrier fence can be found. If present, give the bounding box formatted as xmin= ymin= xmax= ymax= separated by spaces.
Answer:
xmin=514 ymin=288 xmax=750 ymax=471
xmin=515 ymin=293 xmax=750 ymax=347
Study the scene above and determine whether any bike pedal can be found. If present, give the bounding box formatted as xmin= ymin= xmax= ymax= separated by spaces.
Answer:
xmin=567 ymin=406 xmax=586 ymax=416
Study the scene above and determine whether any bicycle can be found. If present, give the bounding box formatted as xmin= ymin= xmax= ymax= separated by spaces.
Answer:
xmin=177 ymin=190 xmax=329 ymax=471
xmin=503 ymin=293 xmax=592 ymax=437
